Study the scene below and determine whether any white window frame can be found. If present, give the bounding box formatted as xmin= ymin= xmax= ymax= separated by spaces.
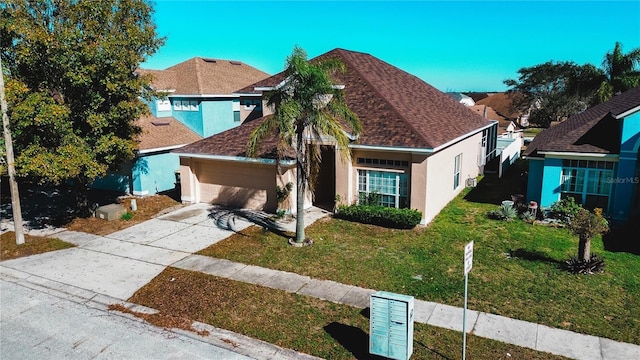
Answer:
xmin=357 ymin=169 xmax=408 ymax=208
xmin=157 ymin=99 xmax=171 ymax=112
xmin=173 ymin=100 xmax=183 ymax=111
xmin=560 ymin=160 xmax=614 ymax=207
xmin=454 ymin=153 xmax=462 ymax=189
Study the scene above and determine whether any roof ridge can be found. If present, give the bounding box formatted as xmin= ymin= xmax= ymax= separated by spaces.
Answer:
xmin=194 ymin=58 xmax=204 ymax=94
xmin=335 ymin=49 xmax=433 ymax=147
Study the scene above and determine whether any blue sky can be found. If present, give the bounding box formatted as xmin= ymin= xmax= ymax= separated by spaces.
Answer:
xmin=142 ymin=1 xmax=640 ymax=92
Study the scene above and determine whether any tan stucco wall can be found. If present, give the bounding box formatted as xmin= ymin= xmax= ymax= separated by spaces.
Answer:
xmin=341 ymin=133 xmax=483 ymax=225
xmin=345 ymin=149 xmax=413 ymax=204
xmin=179 ymin=156 xmax=304 ymax=213
xmin=179 ymin=157 xmax=197 ymax=203
xmin=423 ymin=132 xmax=483 ymax=223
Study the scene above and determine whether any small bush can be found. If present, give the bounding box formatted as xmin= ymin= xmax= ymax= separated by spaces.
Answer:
xmin=335 ymin=205 xmax=422 ymax=229
xmin=519 ymin=211 xmax=536 ymax=223
xmin=548 ymin=197 xmax=582 ymax=223
xmin=120 ymin=211 xmax=133 ymax=221
xmin=487 ymin=204 xmax=518 ymax=221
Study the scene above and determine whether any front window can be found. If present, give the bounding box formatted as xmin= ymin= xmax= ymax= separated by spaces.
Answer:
xmin=561 ymin=160 xmax=614 ymax=210
xmin=357 ymin=170 xmax=408 ymax=208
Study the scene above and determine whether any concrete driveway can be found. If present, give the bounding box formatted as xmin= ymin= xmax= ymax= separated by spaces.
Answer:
xmin=0 ymin=203 xmax=254 ymax=300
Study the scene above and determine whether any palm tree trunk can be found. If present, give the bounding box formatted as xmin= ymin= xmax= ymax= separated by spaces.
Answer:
xmin=295 ymin=130 xmax=305 ymax=243
xmin=578 ymin=235 xmax=591 ymax=262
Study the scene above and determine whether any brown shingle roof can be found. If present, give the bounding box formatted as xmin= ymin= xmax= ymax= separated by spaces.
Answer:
xmin=174 ymin=115 xmax=289 ymax=159
xmin=469 ymin=105 xmax=512 ymax=131
xmin=139 ymin=57 xmax=270 ymax=95
xmin=524 ymin=87 xmax=640 ymax=157
xmin=476 ymin=92 xmax=525 ymax=120
xmin=136 ymin=114 xmax=202 ymax=151
xmin=215 ymin=48 xmax=492 ymax=153
xmin=136 ymin=69 xmax=176 ymax=91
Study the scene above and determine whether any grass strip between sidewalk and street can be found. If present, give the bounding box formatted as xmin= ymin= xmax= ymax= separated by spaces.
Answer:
xmin=0 ymin=232 xmax=74 ymax=261
xmin=127 ymin=267 xmax=568 ymax=360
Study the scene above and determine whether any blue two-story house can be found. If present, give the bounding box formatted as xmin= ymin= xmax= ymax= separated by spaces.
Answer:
xmin=92 ymin=57 xmax=269 ymax=196
xmin=524 ymin=87 xmax=640 ymax=224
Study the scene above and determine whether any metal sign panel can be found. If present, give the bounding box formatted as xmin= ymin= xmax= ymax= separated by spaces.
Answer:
xmin=464 ymin=241 xmax=474 ymax=275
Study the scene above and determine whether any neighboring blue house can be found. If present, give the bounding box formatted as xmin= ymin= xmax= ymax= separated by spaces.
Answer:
xmin=524 ymin=87 xmax=640 ymax=224
xmin=91 ymin=57 xmax=269 ymax=195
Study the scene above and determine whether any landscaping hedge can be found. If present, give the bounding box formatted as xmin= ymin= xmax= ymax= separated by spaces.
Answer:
xmin=334 ymin=205 xmax=422 ymax=229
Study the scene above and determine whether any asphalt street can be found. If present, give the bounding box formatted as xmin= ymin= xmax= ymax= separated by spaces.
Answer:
xmin=0 ymin=279 xmax=252 ymax=360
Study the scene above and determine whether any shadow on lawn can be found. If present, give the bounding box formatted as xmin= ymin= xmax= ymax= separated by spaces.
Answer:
xmin=464 ymin=159 xmax=528 ymax=206
xmin=603 ymin=218 xmax=640 ymax=255
xmin=327 ymin=308 xmax=453 ymax=360
xmin=324 ymin=322 xmax=384 ymax=360
xmin=507 ymin=249 xmax=564 ymax=266
xmin=206 ymin=205 xmax=291 ymax=238
xmin=0 ymin=181 xmax=121 ymax=229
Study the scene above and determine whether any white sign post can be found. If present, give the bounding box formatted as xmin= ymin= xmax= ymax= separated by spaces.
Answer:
xmin=463 ymin=241 xmax=474 ymax=360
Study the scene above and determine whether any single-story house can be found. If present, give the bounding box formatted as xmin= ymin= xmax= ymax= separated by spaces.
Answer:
xmin=174 ymin=48 xmax=499 ymax=225
xmin=524 ymin=86 xmax=640 ymax=224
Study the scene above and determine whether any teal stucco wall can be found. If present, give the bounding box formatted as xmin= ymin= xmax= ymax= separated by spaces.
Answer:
xmin=539 ymin=157 xmax=563 ymax=208
xmin=526 ymin=158 xmax=544 ymax=205
xmin=201 ymin=99 xmax=239 ymax=137
xmin=132 ymin=152 xmax=180 ymax=195
xmin=610 ymin=112 xmax=640 ymax=221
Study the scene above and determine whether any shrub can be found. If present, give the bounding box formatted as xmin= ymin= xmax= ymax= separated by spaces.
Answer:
xmin=334 ymin=204 xmax=422 ymax=229
xmin=487 ymin=204 xmax=518 ymax=221
xmin=548 ymin=197 xmax=582 ymax=223
xmin=563 ymin=254 xmax=605 ymax=274
xmin=276 ymin=182 xmax=293 ymax=206
xmin=358 ymin=191 xmax=382 ymax=206
xmin=120 ymin=211 xmax=133 ymax=221
xmin=519 ymin=211 xmax=536 ymax=223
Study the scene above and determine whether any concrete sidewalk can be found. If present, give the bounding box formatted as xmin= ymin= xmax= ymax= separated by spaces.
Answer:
xmin=2 ymin=203 xmax=639 ymax=359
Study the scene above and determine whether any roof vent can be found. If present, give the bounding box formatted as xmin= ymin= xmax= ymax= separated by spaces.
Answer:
xmin=151 ymin=120 xmax=170 ymax=126
xmin=202 ymin=58 xmax=217 ymax=63
xmin=229 ymin=61 xmax=242 ymax=65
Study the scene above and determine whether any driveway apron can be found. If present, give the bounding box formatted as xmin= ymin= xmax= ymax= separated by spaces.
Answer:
xmin=0 ymin=204 xmax=251 ymax=300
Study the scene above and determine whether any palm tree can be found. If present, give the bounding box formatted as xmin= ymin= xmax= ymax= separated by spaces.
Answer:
xmin=596 ymin=42 xmax=640 ymax=103
xmin=247 ymin=46 xmax=361 ymax=244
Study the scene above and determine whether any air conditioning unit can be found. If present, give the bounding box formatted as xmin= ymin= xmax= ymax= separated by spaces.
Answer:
xmin=466 ymin=177 xmax=477 ymax=188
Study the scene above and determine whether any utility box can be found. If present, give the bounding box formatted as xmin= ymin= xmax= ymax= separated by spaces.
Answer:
xmin=370 ymin=291 xmax=414 ymax=360
xmin=95 ymin=204 xmax=126 ymax=221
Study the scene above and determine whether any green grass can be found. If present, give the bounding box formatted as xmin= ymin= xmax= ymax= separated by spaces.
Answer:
xmin=130 ymin=267 xmax=568 ymax=360
xmin=199 ymin=167 xmax=640 ymax=345
xmin=523 ymin=127 xmax=544 ymax=137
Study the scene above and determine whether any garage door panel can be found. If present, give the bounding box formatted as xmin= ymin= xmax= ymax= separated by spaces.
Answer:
xmin=196 ymin=161 xmax=277 ymax=211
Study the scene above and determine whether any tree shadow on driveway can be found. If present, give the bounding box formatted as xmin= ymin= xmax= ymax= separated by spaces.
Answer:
xmin=206 ymin=205 xmax=292 ymax=238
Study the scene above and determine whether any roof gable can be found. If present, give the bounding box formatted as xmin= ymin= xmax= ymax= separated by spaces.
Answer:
xmin=136 ymin=114 xmax=202 ymax=151
xmin=524 ymin=87 xmax=640 ymax=156
xmin=139 ymin=57 xmax=270 ymax=95
xmin=239 ymin=48 xmax=492 ymax=149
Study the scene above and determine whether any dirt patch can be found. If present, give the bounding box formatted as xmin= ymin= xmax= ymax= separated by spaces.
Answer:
xmin=108 ymin=303 xmax=209 ymax=336
xmin=65 ymin=195 xmax=182 ymax=236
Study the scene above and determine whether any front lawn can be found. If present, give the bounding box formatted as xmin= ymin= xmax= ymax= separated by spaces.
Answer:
xmin=197 ymin=181 xmax=640 ymax=345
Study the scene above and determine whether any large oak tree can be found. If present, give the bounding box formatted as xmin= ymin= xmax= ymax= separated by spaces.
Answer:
xmin=1 ymin=0 xmax=164 ymax=209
